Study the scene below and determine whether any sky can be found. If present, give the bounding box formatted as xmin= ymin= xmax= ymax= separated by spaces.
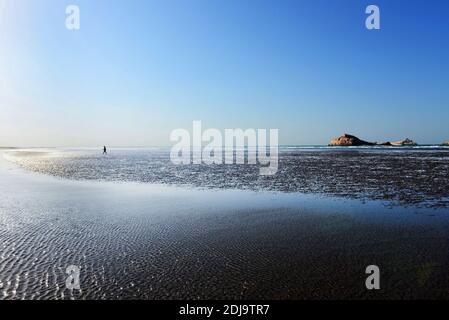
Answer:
xmin=1 ymin=0 xmax=448 ymax=147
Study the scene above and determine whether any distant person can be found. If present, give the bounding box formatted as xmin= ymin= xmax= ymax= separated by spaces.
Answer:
xmin=103 ymin=146 xmax=107 ymax=154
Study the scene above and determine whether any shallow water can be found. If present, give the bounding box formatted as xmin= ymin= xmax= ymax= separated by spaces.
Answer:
xmin=6 ymin=147 xmax=449 ymax=208
xmin=2 ymin=149 xmax=449 ymax=299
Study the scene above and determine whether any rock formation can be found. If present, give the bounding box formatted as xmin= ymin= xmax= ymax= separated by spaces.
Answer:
xmin=329 ymin=134 xmax=376 ymax=146
xmin=329 ymin=134 xmax=418 ymax=146
xmin=389 ymin=138 xmax=417 ymax=146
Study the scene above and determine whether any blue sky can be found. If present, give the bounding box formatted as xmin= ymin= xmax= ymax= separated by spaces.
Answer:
xmin=1 ymin=0 xmax=448 ymax=146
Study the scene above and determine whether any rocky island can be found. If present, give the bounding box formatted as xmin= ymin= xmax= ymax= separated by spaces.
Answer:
xmin=329 ymin=134 xmax=418 ymax=146
xmin=388 ymin=138 xmax=418 ymax=146
xmin=329 ymin=134 xmax=375 ymax=146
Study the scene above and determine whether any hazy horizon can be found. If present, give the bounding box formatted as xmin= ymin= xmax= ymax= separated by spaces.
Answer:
xmin=1 ymin=0 xmax=449 ymax=147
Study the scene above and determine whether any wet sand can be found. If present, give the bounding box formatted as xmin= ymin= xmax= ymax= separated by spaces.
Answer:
xmin=1 ymin=151 xmax=449 ymax=299
xmin=8 ymin=147 xmax=449 ymax=208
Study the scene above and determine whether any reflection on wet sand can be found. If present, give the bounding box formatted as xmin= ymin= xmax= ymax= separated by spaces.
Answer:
xmin=1 ymin=150 xmax=449 ymax=299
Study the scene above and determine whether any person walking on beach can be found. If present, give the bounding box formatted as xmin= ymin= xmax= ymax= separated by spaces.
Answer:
xmin=103 ymin=146 xmax=107 ymax=155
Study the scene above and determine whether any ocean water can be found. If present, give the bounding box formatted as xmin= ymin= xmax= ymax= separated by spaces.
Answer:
xmin=5 ymin=146 xmax=449 ymax=208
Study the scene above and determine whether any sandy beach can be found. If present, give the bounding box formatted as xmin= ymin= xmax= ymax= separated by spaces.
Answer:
xmin=1 ymin=149 xmax=449 ymax=299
